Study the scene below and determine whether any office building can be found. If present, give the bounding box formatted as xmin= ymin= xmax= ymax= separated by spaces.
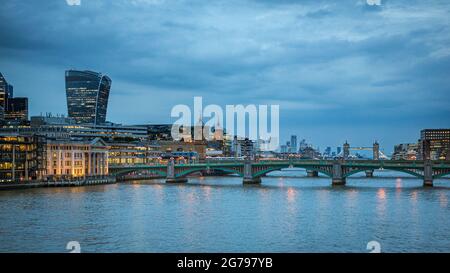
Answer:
xmin=419 ymin=129 xmax=450 ymax=160
xmin=108 ymin=142 xmax=161 ymax=165
xmin=392 ymin=143 xmax=419 ymax=160
xmin=290 ymin=135 xmax=298 ymax=153
xmin=0 ymin=134 xmax=46 ymax=182
xmin=5 ymin=97 xmax=28 ymax=122
xmin=0 ymin=72 xmax=13 ymax=112
xmin=65 ymin=70 xmax=112 ymax=125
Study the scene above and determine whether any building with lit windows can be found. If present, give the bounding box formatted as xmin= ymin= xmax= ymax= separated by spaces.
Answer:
xmin=419 ymin=129 xmax=450 ymax=160
xmin=392 ymin=143 xmax=419 ymax=160
xmin=45 ymin=137 xmax=109 ymax=179
xmin=65 ymin=70 xmax=112 ymax=125
xmin=0 ymin=134 xmax=46 ymax=182
xmin=5 ymin=97 xmax=28 ymax=122
xmin=0 ymin=72 xmax=14 ymax=117
xmin=108 ymin=142 xmax=162 ymax=165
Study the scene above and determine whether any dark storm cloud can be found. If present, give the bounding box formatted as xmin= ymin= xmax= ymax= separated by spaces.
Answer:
xmin=0 ymin=0 xmax=449 ymax=151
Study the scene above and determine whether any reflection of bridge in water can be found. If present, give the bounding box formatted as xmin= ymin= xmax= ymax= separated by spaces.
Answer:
xmin=109 ymin=159 xmax=450 ymax=187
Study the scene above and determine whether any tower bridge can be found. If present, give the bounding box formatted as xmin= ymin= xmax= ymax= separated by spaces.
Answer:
xmin=341 ymin=141 xmax=389 ymax=160
xmin=109 ymin=159 xmax=450 ymax=187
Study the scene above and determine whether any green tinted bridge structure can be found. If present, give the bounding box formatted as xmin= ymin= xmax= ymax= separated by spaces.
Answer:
xmin=109 ymin=159 xmax=450 ymax=187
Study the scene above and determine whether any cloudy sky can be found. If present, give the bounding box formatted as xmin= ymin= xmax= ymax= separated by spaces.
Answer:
xmin=1 ymin=0 xmax=449 ymax=152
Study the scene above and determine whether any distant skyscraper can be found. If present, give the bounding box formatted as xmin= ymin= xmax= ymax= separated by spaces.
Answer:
xmin=290 ymin=135 xmax=298 ymax=153
xmin=0 ymin=105 xmax=4 ymax=122
xmin=6 ymin=97 xmax=28 ymax=122
xmin=0 ymin=72 xmax=11 ymax=111
xmin=65 ymin=70 xmax=112 ymax=125
xmin=337 ymin=147 xmax=342 ymax=156
xmin=1 ymin=72 xmax=14 ymax=123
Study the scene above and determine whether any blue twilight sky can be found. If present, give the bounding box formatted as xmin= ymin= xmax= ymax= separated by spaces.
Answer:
xmin=1 ymin=0 xmax=450 ymax=152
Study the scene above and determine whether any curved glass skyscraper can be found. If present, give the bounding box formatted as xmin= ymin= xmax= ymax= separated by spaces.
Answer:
xmin=65 ymin=70 xmax=112 ymax=125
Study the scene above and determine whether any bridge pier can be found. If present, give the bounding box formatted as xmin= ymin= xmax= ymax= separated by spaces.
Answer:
xmin=365 ymin=170 xmax=374 ymax=178
xmin=424 ymin=161 xmax=433 ymax=187
xmin=307 ymin=170 xmax=319 ymax=177
xmin=243 ymin=160 xmax=261 ymax=185
xmin=166 ymin=177 xmax=188 ymax=184
xmin=166 ymin=158 xmax=188 ymax=184
xmin=243 ymin=177 xmax=262 ymax=185
xmin=332 ymin=162 xmax=346 ymax=186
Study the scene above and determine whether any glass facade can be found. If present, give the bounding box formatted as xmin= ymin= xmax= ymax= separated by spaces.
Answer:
xmin=6 ymin=97 xmax=28 ymax=122
xmin=0 ymin=72 xmax=10 ymax=111
xmin=0 ymin=135 xmax=46 ymax=182
xmin=420 ymin=129 xmax=450 ymax=160
xmin=65 ymin=70 xmax=112 ymax=125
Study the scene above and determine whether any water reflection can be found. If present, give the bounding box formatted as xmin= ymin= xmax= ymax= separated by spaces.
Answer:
xmin=377 ymin=188 xmax=387 ymax=201
xmin=376 ymin=188 xmax=387 ymax=219
xmin=439 ymin=192 xmax=448 ymax=208
xmin=0 ymin=173 xmax=450 ymax=253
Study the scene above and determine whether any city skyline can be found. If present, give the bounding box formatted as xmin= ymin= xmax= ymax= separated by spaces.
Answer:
xmin=1 ymin=0 xmax=450 ymax=150
xmin=1 ymin=1 xmax=450 ymax=257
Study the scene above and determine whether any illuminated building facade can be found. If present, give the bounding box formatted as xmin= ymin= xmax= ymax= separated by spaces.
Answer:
xmin=65 ymin=70 xmax=112 ymax=125
xmin=5 ymin=97 xmax=28 ymax=122
xmin=0 ymin=72 xmax=13 ymax=111
xmin=108 ymin=142 xmax=161 ymax=165
xmin=0 ymin=134 xmax=46 ymax=182
xmin=0 ymin=72 xmax=14 ymax=123
xmin=45 ymin=137 xmax=109 ymax=178
xmin=419 ymin=129 xmax=450 ymax=160
xmin=392 ymin=143 xmax=419 ymax=160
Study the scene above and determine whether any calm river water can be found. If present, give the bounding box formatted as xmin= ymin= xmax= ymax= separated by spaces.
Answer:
xmin=0 ymin=170 xmax=449 ymax=253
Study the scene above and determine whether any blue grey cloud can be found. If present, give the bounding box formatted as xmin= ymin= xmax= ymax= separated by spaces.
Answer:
xmin=0 ymin=0 xmax=449 ymax=152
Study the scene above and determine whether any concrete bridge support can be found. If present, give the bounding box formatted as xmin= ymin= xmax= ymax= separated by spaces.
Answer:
xmin=243 ymin=160 xmax=261 ymax=185
xmin=307 ymin=170 xmax=319 ymax=177
xmin=365 ymin=170 xmax=374 ymax=178
xmin=332 ymin=162 xmax=346 ymax=186
xmin=423 ymin=161 xmax=433 ymax=187
xmin=166 ymin=159 xmax=188 ymax=183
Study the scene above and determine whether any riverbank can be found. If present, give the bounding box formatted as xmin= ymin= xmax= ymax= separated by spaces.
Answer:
xmin=0 ymin=177 xmax=117 ymax=191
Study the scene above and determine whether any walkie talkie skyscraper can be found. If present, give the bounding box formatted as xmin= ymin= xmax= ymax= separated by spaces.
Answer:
xmin=65 ymin=70 xmax=111 ymax=125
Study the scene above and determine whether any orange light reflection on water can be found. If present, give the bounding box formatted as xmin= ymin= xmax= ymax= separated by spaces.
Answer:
xmin=439 ymin=192 xmax=448 ymax=208
xmin=377 ymin=188 xmax=386 ymax=201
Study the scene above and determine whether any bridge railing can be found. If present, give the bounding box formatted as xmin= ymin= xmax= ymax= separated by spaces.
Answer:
xmin=109 ymin=159 xmax=450 ymax=169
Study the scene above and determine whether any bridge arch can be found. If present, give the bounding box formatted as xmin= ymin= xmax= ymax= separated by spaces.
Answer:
xmin=175 ymin=167 xmax=244 ymax=178
xmin=434 ymin=172 xmax=450 ymax=179
xmin=253 ymin=166 xmax=332 ymax=178
xmin=343 ymin=168 xmax=423 ymax=179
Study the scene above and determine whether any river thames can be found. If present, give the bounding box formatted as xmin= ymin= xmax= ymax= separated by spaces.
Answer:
xmin=0 ymin=170 xmax=449 ymax=253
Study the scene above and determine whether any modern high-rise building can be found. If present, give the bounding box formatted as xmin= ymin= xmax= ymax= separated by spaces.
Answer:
xmin=290 ymin=135 xmax=298 ymax=153
xmin=0 ymin=72 xmax=13 ymax=111
xmin=6 ymin=97 xmax=28 ymax=122
xmin=65 ymin=70 xmax=112 ymax=125
xmin=419 ymin=129 xmax=450 ymax=160
xmin=0 ymin=106 xmax=4 ymax=123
